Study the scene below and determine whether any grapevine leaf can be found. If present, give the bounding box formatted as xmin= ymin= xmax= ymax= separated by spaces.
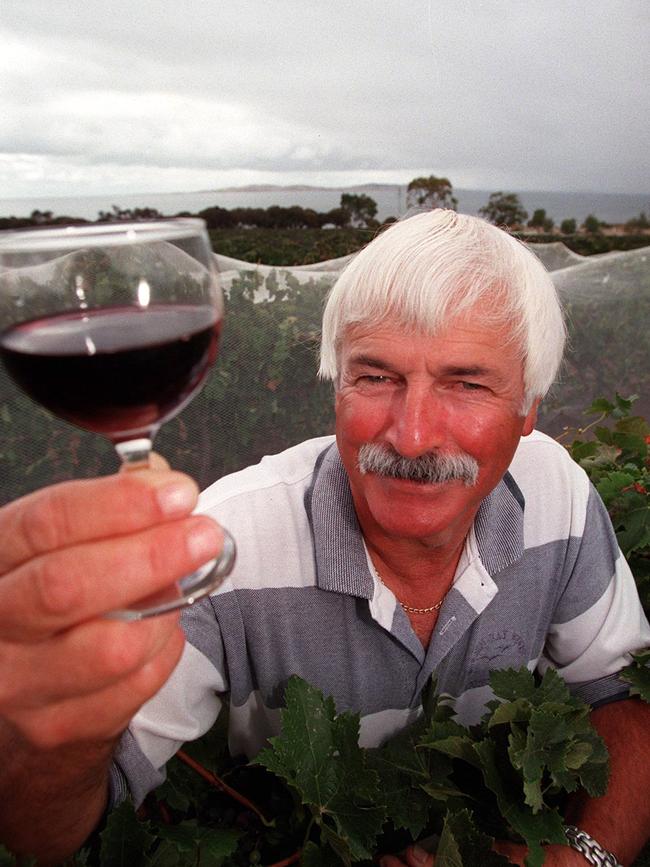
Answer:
xmin=488 ymin=667 xmax=537 ymax=702
xmin=585 ymin=397 xmax=615 ymax=416
xmin=196 ymin=828 xmax=241 ymax=865
xmin=255 ymin=676 xmax=385 ymax=863
xmin=423 ymin=733 xmax=481 ymax=768
xmin=508 ymin=709 xmax=575 ymax=811
xmin=433 ymin=822 xmax=463 ymax=867
xmin=611 ymin=431 xmax=647 ymax=456
xmin=569 ymin=440 xmax=599 ymax=461
xmin=435 ymin=810 xmax=510 ymax=867
xmin=368 ymin=724 xmax=437 ymax=837
xmin=472 ymin=738 xmax=566 ymax=867
xmin=614 ymin=393 xmax=637 ymax=417
xmin=157 ymin=822 xmax=199 ymax=853
xmin=616 ymin=506 xmax=650 ymax=556
xmin=143 ymin=841 xmax=182 ymax=867
xmin=155 ymin=821 xmax=239 ymax=865
xmin=301 ymin=840 xmax=346 ymax=867
xmin=490 ymin=666 xmax=572 ymax=710
xmin=615 ymin=415 xmax=650 ymax=438
xmin=487 ymin=698 xmax=532 ymax=728
xmin=99 ymin=800 xmax=155 ymax=867
xmin=597 ymin=472 xmax=636 ymax=501
xmin=620 ymin=650 xmax=650 ymax=702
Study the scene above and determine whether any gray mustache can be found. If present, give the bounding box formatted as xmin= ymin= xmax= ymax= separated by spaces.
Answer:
xmin=357 ymin=443 xmax=479 ymax=487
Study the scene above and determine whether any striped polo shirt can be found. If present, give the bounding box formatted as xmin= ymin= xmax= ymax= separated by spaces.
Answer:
xmin=112 ymin=432 xmax=650 ymax=806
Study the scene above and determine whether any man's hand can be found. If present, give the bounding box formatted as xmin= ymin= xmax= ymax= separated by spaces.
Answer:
xmin=379 ymin=840 xmax=586 ymax=867
xmin=0 ymin=468 xmax=225 ymax=861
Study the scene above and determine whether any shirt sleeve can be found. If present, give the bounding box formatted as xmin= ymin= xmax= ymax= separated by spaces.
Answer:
xmin=110 ymin=599 xmax=228 ymax=807
xmin=538 ymin=483 xmax=650 ymax=706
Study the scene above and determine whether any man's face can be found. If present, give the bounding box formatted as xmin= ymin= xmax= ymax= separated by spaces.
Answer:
xmin=334 ymin=313 xmax=538 ymax=552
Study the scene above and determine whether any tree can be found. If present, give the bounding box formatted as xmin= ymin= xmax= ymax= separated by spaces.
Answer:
xmin=478 ymin=192 xmax=528 ymax=228
xmin=527 ymin=208 xmax=554 ymax=233
xmin=97 ymin=205 xmax=164 ymax=222
xmin=583 ymin=214 xmax=601 ymax=234
xmin=406 ymin=176 xmax=458 ymax=211
xmin=322 ymin=207 xmax=350 ymax=228
xmin=560 ymin=218 xmax=577 ymax=234
xmin=198 ymin=206 xmax=236 ymax=229
xmin=340 ymin=193 xmax=378 ymax=228
xmin=624 ymin=211 xmax=650 ymax=234
xmin=30 ymin=209 xmax=54 ymax=225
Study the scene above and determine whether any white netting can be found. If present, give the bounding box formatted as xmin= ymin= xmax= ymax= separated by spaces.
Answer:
xmin=1 ymin=241 xmax=648 ymax=503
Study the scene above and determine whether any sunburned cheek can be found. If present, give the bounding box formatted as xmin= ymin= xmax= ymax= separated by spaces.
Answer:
xmin=336 ymin=397 xmax=390 ymax=442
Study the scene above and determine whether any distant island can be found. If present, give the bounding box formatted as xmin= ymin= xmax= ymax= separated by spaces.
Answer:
xmin=212 ymin=183 xmax=398 ymax=193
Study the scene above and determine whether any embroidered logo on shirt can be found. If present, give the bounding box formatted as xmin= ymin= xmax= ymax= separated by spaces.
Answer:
xmin=466 ymin=629 xmax=528 ymax=688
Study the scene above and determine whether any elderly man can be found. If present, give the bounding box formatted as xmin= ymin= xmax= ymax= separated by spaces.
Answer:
xmin=0 ymin=211 xmax=648 ymax=865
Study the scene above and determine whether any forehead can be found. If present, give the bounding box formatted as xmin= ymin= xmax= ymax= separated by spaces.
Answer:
xmin=339 ymin=314 xmax=525 ymax=379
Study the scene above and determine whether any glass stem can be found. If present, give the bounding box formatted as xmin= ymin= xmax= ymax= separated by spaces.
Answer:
xmin=115 ymin=437 xmax=153 ymax=471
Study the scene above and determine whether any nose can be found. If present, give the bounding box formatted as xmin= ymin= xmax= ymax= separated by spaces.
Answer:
xmin=384 ymin=384 xmax=449 ymax=458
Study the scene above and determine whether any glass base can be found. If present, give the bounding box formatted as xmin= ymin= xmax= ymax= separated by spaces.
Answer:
xmin=105 ymin=530 xmax=236 ymax=620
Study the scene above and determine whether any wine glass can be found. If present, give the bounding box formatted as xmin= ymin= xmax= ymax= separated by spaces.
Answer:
xmin=0 ymin=218 xmax=235 ymax=619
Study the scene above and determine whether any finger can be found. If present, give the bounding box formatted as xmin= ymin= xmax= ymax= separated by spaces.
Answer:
xmin=0 ymin=612 xmax=182 ymax=707
xmin=0 ymin=470 xmax=199 ymax=574
xmin=7 ymin=628 xmax=186 ymax=751
xmin=404 ymin=846 xmax=434 ymax=867
xmin=0 ymin=515 xmax=224 ymax=640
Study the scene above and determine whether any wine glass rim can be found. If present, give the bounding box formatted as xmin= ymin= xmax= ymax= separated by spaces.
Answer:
xmin=0 ymin=218 xmax=208 ymax=252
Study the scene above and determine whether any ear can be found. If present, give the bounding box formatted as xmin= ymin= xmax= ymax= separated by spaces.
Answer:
xmin=521 ymin=398 xmax=540 ymax=437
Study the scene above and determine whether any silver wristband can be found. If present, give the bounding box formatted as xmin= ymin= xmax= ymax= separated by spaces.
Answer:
xmin=564 ymin=825 xmax=623 ymax=867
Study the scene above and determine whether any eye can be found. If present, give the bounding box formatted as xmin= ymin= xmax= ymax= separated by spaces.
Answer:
xmin=360 ymin=374 xmax=391 ymax=384
xmin=354 ymin=374 xmax=394 ymax=390
xmin=460 ymin=381 xmax=484 ymax=391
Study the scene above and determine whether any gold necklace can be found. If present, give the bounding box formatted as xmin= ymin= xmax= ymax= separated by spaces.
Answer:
xmin=372 ymin=565 xmax=445 ymax=615
xmin=399 ymin=599 xmax=444 ymax=615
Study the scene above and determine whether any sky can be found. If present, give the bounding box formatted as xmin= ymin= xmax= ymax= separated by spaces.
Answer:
xmin=1 ymin=0 xmax=648 ymax=199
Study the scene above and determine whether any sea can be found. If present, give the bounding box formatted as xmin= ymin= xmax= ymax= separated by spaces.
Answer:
xmin=1 ymin=185 xmax=649 ymax=225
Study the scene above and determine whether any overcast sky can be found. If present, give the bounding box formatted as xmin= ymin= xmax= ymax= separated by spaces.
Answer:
xmin=1 ymin=0 xmax=648 ymax=199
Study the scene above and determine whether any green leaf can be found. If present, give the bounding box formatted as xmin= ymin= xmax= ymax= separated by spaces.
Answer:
xmin=436 ymin=810 xmax=510 ymax=866
xmin=488 ymin=667 xmax=537 ymax=702
xmin=156 ymin=822 xmax=199 ymax=854
xmin=142 ymin=841 xmax=182 ymax=867
xmin=614 ymin=393 xmax=637 ymax=417
xmin=585 ymin=397 xmax=615 ymax=416
xmin=301 ymin=841 xmax=346 ymax=867
xmin=368 ymin=725 xmax=436 ymax=838
xmin=256 ymin=676 xmax=385 ymax=863
xmin=473 ymin=739 xmax=567 ymax=867
xmin=569 ymin=440 xmax=599 ymax=461
xmin=597 ymin=471 xmax=635 ymax=501
xmin=154 ymin=822 xmax=240 ymax=866
xmin=99 ymin=801 xmax=155 ymax=867
xmin=615 ymin=415 xmax=650 ymax=439
xmin=621 ymin=650 xmax=650 ymax=702
xmin=196 ymin=828 xmax=241 ymax=865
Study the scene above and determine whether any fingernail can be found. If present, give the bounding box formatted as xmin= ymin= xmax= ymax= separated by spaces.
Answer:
xmin=187 ymin=521 xmax=221 ymax=562
xmin=157 ymin=481 xmax=196 ymax=517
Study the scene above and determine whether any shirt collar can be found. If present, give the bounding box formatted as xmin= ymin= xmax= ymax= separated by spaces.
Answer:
xmin=305 ymin=442 xmax=525 ymax=597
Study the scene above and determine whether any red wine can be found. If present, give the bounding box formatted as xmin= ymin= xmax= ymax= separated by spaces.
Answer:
xmin=0 ymin=305 xmax=221 ymax=440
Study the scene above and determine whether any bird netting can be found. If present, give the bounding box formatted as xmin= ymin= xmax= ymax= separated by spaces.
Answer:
xmin=1 ymin=241 xmax=648 ymax=505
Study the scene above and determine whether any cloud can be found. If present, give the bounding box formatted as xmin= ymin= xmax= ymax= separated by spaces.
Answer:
xmin=0 ymin=0 xmax=648 ymax=197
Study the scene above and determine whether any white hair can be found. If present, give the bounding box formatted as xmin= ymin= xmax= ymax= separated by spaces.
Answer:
xmin=318 ymin=210 xmax=566 ymax=413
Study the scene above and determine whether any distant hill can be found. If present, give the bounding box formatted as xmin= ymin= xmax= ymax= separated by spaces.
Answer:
xmin=212 ymin=183 xmax=401 ymax=193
